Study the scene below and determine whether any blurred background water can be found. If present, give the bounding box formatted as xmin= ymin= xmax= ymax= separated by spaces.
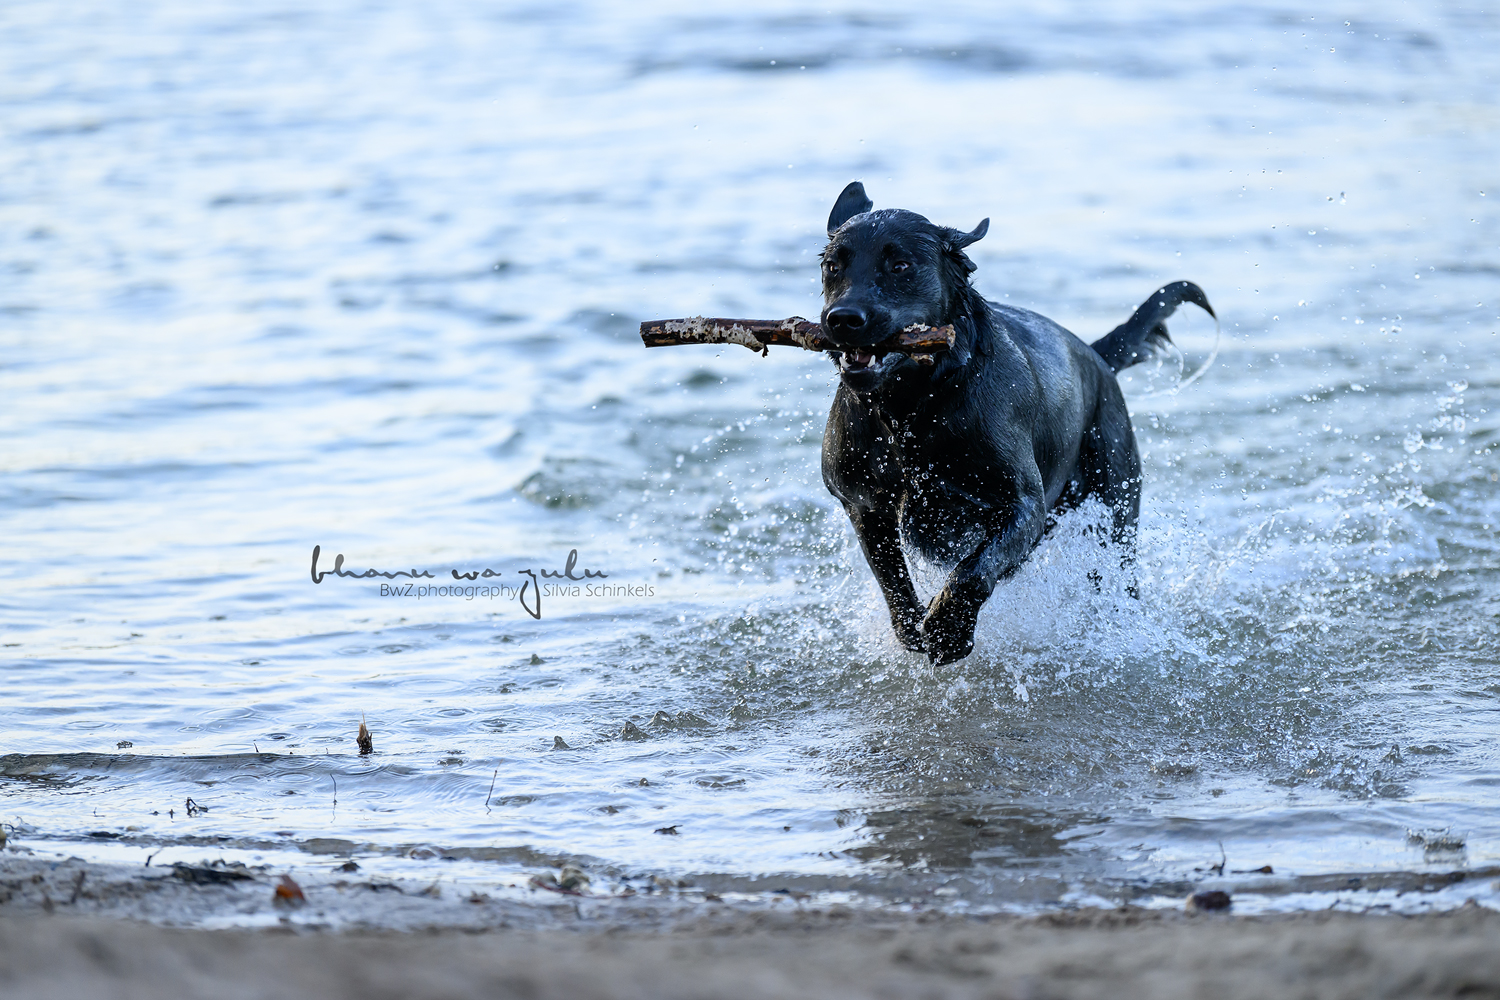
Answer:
xmin=2 ymin=0 xmax=1497 ymax=915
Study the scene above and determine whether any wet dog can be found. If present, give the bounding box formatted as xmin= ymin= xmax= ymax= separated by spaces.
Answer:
xmin=819 ymin=182 xmax=1213 ymax=664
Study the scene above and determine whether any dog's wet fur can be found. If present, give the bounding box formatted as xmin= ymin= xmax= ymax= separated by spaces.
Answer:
xmin=818 ymin=181 xmax=1214 ymax=664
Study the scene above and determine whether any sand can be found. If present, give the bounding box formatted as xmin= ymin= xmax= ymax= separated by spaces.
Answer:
xmin=3 ymin=852 xmax=1499 ymax=999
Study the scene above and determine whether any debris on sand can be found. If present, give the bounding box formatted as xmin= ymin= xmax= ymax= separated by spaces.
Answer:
xmin=172 ymin=865 xmax=253 ymax=885
xmin=1185 ymin=890 xmax=1232 ymax=913
xmin=529 ymin=864 xmax=590 ymax=896
xmin=357 ymin=717 xmax=373 ymax=755
xmin=1408 ymin=828 xmax=1466 ymax=857
xmin=557 ymin=865 xmax=589 ymax=891
xmin=274 ymin=875 xmax=307 ymax=906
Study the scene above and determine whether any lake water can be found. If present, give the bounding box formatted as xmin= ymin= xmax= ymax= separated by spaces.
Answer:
xmin=3 ymin=0 xmax=1498 ymax=918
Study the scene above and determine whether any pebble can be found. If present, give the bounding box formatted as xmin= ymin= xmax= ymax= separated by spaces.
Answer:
xmin=1185 ymin=890 xmax=1232 ymax=913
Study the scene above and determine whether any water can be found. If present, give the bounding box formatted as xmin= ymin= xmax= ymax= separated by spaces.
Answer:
xmin=3 ymin=0 xmax=1498 ymax=917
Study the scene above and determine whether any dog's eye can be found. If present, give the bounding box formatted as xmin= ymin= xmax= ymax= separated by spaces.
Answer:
xmin=891 ymin=260 xmax=912 ymax=274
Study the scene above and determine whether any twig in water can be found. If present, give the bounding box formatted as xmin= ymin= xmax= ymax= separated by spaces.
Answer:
xmin=1208 ymin=841 xmax=1227 ymax=877
xmin=331 ymin=775 xmax=338 ymax=811
xmin=485 ymin=768 xmax=498 ymax=813
xmin=357 ymin=715 xmax=373 ymax=755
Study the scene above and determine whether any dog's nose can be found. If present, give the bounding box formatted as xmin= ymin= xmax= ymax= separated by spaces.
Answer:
xmin=824 ymin=306 xmax=867 ymax=335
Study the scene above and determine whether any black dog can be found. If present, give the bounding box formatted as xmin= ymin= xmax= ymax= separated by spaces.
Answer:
xmin=818 ymin=182 xmax=1213 ymax=665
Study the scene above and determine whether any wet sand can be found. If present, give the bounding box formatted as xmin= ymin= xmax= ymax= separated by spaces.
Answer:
xmin=4 ymin=854 xmax=1498 ymax=999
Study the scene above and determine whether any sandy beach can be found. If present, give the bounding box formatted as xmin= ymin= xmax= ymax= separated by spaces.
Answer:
xmin=4 ymin=852 xmax=1499 ymax=999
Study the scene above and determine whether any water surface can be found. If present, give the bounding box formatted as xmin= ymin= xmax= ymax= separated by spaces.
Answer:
xmin=2 ymin=0 xmax=1498 ymax=916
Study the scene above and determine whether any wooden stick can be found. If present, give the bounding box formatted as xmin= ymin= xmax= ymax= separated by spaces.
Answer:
xmin=639 ymin=316 xmax=955 ymax=356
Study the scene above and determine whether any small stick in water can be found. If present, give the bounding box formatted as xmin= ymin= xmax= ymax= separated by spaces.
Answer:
xmin=640 ymin=316 xmax=954 ymax=357
xmin=357 ymin=716 xmax=373 ymax=755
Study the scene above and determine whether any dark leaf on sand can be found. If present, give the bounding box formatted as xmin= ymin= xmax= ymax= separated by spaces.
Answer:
xmin=1185 ymin=890 xmax=1232 ymax=913
xmin=172 ymin=865 xmax=253 ymax=885
xmin=274 ymin=874 xmax=307 ymax=905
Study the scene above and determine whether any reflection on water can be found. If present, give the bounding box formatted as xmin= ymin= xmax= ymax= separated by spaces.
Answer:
xmin=2 ymin=0 xmax=1498 ymax=914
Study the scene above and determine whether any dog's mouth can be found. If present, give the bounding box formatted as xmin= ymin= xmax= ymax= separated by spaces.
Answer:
xmin=836 ymin=350 xmax=883 ymax=372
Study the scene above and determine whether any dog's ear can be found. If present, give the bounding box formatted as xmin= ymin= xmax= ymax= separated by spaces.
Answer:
xmin=827 ymin=181 xmax=874 ymax=235
xmin=940 ymin=218 xmax=989 ymax=274
xmin=944 ymin=218 xmax=989 ymax=250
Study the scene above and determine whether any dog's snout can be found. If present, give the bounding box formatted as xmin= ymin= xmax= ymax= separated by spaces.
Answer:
xmin=825 ymin=306 xmax=868 ymax=335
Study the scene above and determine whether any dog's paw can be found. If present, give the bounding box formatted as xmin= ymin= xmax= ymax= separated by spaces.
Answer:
xmin=891 ymin=614 xmax=927 ymax=654
xmin=888 ymin=629 xmax=924 ymax=653
xmin=919 ymin=595 xmax=979 ymax=665
xmin=923 ymin=634 xmax=973 ymax=666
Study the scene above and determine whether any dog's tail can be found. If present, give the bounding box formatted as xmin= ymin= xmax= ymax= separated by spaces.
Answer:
xmin=1089 ymin=280 xmax=1215 ymax=374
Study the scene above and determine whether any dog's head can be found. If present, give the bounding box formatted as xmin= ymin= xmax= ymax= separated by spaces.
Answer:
xmin=819 ymin=181 xmax=988 ymax=391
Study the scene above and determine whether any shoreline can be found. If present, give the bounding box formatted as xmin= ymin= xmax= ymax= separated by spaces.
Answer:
xmin=7 ymin=902 xmax=1499 ymax=1000
xmin=5 ymin=852 xmax=1500 ymax=999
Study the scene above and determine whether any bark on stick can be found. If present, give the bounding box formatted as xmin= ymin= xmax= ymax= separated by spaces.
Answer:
xmin=639 ymin=317 xmax=954 ymax=356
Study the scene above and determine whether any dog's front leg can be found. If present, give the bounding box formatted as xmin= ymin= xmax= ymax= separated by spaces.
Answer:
xmin=921 ymin=479 xmax=1047 ymax=665
xmin=843 ymin=503 xmax=926 ymax=653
